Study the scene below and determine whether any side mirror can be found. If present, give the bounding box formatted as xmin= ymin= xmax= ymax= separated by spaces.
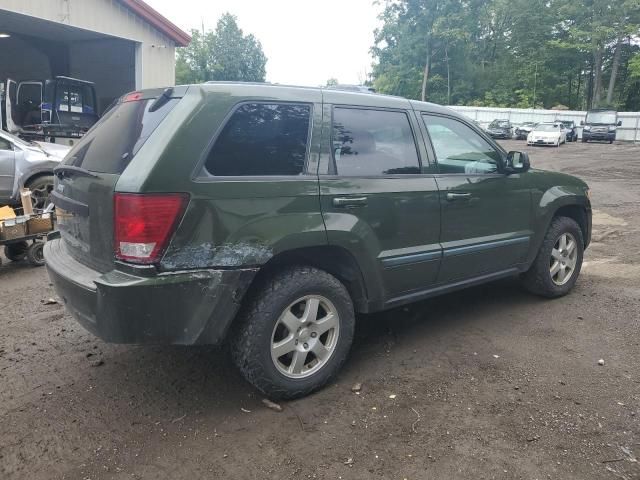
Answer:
xmin=617 ymin=120 xmax=622 ymax=127
xmin=580 ymin=120 xmax=584 ymax=126
xmin=506 ymin=151 xmax=530 ymax=174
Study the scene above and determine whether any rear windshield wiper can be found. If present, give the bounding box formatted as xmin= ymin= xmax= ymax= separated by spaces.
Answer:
xmin=54 ymin=165 xmax=100 ymax=179
xmin=149 ymin=87 xmax=174 ymax=112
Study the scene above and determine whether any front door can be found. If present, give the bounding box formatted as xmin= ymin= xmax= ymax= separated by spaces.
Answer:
xmin=420 ymin=113 xmax=532 ymax=284
xmin=0 ymin=135 xmax=16 ymax=201
xmin=319 ymin=103 xmax=441 ymax=302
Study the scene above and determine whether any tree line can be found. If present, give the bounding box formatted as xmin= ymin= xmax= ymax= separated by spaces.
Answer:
xmin=371 ymin=0 xmax=640 ymax=110
xmin=176 ymin=13 xmax=267 ymax=84
xmin=175 ymin=5 xmax=640 ymax=111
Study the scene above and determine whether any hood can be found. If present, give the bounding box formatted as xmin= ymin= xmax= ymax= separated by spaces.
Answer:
xmin=33 ymin=141 xmax=71 ymax=160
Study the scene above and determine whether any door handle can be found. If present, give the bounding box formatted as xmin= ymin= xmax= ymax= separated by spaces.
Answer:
xmin=446 ymin=192 xmax=472 ymax=202
xmin=332 ymin=196 xmax=368 ymax=208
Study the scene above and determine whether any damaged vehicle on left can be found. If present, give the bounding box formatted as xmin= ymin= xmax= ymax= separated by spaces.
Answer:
xmin=0 ymin=130 xmax=69 ymax=208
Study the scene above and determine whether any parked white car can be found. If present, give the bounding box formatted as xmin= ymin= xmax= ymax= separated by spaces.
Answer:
xmin=527 ymin=123 xmax=566 ymax=147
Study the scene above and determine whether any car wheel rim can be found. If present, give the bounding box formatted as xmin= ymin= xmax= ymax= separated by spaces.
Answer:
xmin=30 ymin=183 xmax=53 ymax=209
xmin=270 ymin=295 xmax=339 ymax=379
xmin=550 ymin=232 xmax=578 ymax=286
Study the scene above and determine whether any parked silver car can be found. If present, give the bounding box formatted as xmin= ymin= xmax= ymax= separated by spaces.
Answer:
xmin=0 ymin=130 xmax=69 ymax=208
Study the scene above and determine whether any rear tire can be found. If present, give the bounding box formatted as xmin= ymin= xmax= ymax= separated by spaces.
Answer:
xmin=26 ymin=242 xmax=45 ymax=267
xmin=231 ymin=266 xmax=355 ymax=400
xmin=5 ymin=241 xmax=28 ymax=261
xmin=521 ymin=216 xmax=584 ymax=298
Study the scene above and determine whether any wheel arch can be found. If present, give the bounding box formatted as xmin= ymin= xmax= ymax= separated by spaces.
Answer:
xmin=552 ymin=204 xmax=590 ymax=248
xmin=22 ymin=169 xmax=55 ymax=189
xmin=246 ymin=245 xmax=372 ymax=314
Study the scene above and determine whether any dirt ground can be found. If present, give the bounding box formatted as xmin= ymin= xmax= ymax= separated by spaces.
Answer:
xmin=1 ymin=140 xmax=639 ymax=480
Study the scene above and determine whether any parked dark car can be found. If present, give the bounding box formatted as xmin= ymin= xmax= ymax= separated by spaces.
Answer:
xmin=581 ymin=109 xmax=621 ymax=144
xmin=486 ymin=119 xmax=513 ymax=139
xmin=45 ymin=83 xmax=592 ymax=399
xmin=515 ymin=122 xmax=536 ymax=140
xmin=559 ymin=120 xmax=578 ymax=142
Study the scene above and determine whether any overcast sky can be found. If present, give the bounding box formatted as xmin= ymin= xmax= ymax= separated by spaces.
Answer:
xmin=145 ymin=0 xmax=382 ymax=86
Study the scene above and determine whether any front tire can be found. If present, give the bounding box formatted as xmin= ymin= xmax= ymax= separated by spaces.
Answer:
xmin=231 ymin=266 xmax=355 ymax=400
xmin=26 ymin=175 xmax=54 ymax=210
xmin=522 ymin=216 xmax=584 ymax=298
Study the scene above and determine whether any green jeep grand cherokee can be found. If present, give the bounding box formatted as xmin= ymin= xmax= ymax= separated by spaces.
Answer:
xmin=45 ymin=83 xmax=591 ymax=399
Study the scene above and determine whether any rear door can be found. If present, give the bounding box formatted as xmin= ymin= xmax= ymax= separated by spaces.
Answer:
xmin=420 ymin=113 xmax=532 ymax=283
xmin=52 ymin=89 xmax=184 ymax=272
xmin=319 ymin=94 xmax=441 ymax=302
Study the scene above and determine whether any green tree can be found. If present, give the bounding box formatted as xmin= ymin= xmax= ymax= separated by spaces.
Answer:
xmin=176 ymin=13 xmax=267 ymax=84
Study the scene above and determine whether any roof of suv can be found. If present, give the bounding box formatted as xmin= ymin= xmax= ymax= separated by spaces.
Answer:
xmin=193 ymin=81 xmax=456 ymax=116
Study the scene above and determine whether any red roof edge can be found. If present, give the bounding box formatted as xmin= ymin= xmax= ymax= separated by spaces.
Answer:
xmin=118 ymin=0 xmax=191 ymax=47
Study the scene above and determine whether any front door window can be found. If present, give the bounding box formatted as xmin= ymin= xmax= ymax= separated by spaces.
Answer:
xmin=422 ymin=115 xmax=501 ymax=174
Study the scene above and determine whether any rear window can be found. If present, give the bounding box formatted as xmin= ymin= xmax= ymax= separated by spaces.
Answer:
xmin=205 ymin=103 xmax=311 ymax=176
xmin=65 ymin=97 xmax=179 ymax=174
xmin=332 ymin=107 xmax=420 ymax=176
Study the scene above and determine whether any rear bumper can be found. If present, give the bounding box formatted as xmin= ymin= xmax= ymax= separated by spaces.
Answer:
xmin=44 ymin=239 xmax=257 ymax=345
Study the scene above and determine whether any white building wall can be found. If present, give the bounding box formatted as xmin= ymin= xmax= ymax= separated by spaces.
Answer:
xmin=450 ymin=106 xmax=640 ymax=142
xmin=0 ymin=0 xmax=176 ymax=88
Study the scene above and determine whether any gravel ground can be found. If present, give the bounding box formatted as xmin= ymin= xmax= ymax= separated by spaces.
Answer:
xmin=1 ymin=140 xmax=639 ymax=480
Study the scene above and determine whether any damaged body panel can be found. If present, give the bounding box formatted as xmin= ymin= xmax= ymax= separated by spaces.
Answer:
xmin=45 ymin=238 xmax=257 ymax=345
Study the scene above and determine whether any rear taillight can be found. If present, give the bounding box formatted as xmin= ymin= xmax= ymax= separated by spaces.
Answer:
xmin=123 ymin=91 xmax=143 ymax=102
xmin=114 ymin=193 xmax=188 ymax=264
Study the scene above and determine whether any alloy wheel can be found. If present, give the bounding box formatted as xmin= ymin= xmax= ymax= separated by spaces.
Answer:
xmin=29 ymin=181 xmax=54 ymax=210
xmin=550 ymin=232 xmax=578 ymax=286
xmin=270 ymin=295 xmax=340 ymax=378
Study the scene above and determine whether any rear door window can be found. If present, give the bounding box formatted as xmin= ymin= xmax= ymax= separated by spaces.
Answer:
xmin=64 ymin=97 xmax=179 ymax=174
xmin=332 ymin=107 xmax=420 ymax=176
xmin=205 ymin=103 xmax=312 ymax=176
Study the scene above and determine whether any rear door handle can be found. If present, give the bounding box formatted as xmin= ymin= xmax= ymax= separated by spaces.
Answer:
xmin=332 ymin=196 xmax=368 ymax=208
xmin=446 ymin=192 xmax=472 ymax=202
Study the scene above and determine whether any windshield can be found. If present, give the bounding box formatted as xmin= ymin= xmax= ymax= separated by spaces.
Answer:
xmin=586 ymin=111 xmax=617 ymax=124
xmin=561 ymin=121 xmax=573 ymax=127
xmin=535 ymin=124 xmax=559 ymax=132
xmin=490 ymin=120 xmax=509 ymax=128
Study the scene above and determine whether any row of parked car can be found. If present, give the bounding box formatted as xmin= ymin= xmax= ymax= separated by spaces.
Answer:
xmin=485 ymin=119 xmax=578 ymax=146
xmin=482 ymin=108 xmax=622 ymax=145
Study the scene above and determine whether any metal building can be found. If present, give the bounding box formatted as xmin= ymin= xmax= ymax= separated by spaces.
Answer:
xmin=0 ymin=0 xmax=190 ymax=113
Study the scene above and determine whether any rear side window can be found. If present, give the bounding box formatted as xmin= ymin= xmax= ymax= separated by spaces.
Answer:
xmin=65 ymin=97 xmax=179 ymax=174
xmin=205 ymin=103 xmax=311 ymax=176
xmin=332 ymin=108 xmax=420 ymax=176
